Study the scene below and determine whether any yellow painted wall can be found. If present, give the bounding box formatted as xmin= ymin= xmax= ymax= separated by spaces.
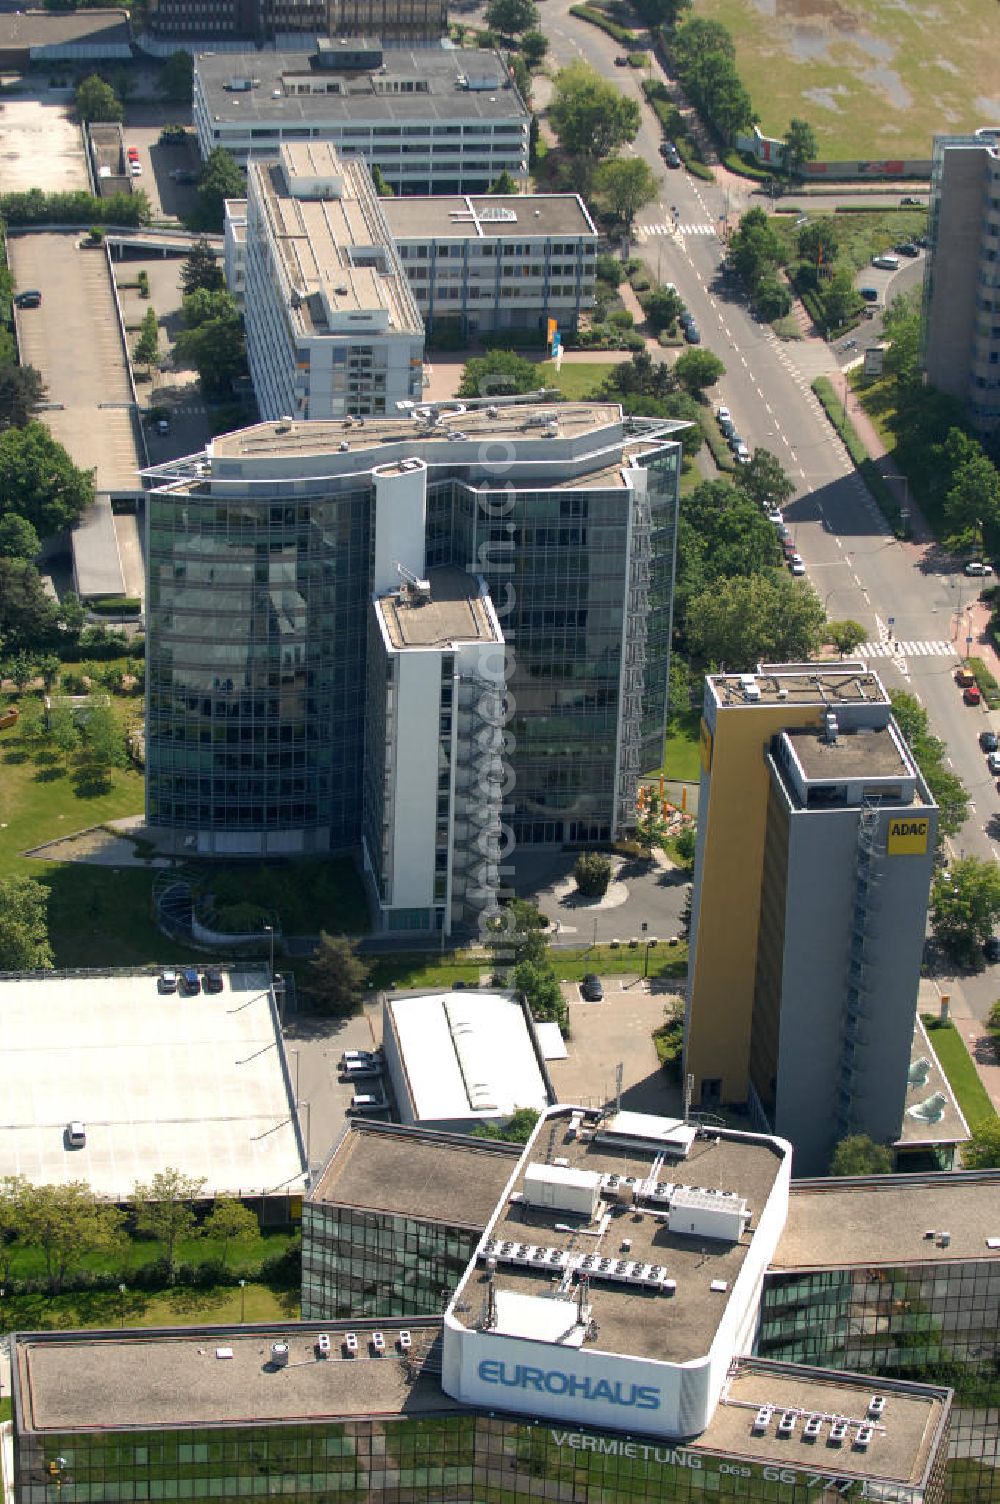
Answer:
xmin=686 ymin=701 xmax=824 ymax=1102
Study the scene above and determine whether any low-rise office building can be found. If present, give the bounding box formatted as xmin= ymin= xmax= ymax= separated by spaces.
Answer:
xmin=383 ymin=192 xmax=598 ymax=336
xmin=147 ymin=0 xmax=444 ymax=43
xmin=241 ymin=143 xmax=423 ymax=420
xmin=193 ymin=42 xmax=530 ymax=192
xmin=302 ymin=1120 xmax=518 ymax=1318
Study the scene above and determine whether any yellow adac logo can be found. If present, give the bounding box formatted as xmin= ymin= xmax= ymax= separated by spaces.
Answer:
xmin=887 ymin=817 xmax=928 ymax=855
xmin=699 ymin=718 xmax=713 ymax=773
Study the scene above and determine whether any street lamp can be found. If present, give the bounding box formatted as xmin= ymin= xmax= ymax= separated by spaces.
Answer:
xmin=118 ymin=1283 xmax=127 ymax=1328
xmin=263 ymin=923 xmax=275 ymax=979
xmin=239 ymin=1278 xmax=246 ymax=1323
xmin=643 ymin=937 xmax=658 ymax=979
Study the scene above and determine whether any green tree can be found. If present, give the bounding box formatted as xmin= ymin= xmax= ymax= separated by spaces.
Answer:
xmin=596 ymin=156 xmax=659 ymax=236
xmin=636 ymin=789 xmax=669 ymax=850
xmin=0 ymin=874 xmax=52 ymax=970
xmin=820 ymin=264 xmax=863 ymax=332
xmin=75 ymin=73 xmax=122 ymax=123
xmin=485 ymin=0 xmax=538 ymax=36
xmin=830 ymin=1134 xmax=893 ymax=1176
xmin=575 ymin=851 xmax=613 ymax=898
xmin=202 ymin=1197 xmax=259 ymax=1264
xmin=673 ymin=823 xmax=696 ymax=867
xmin=827 ymin=618 xmax=867 ymax=654
xmin=370 ymin=164 xmax=393 ymax=197
xmin=81 ymin=700 xmax=127 ymax=780
xmin=963 ymin=1119 xmax=1000 ymax=1168
xmin=132 ymin=1169 xmax=206 ymax=1279
xmin=20 ymin=1181 xmax=125 ymax=1292
xmin=60 ymin=590 xmax=86 ymax=635
xmin=754 ymin=274 xmax=792 ymax=322
xmin=0 ymin=422 xmax=94 ymax=537
xmin=0 ymin=512 xmax=40 ymax=560
xmin=643 ymin=284 xmax=684 ymax=333
xmin=158 ymin=49 xmax=194 ymax=104
xmin=931 ymin=857 xmax=1000 ymax=966
xmin=943 ymin=451 xmax=1000 ymax=553
xmin=633 ymin=0 xmax=690 ymax=25
xmin=180 ymin=237 xmax=225 ymax=296
xmin=673 ymin=348 xmax=725 ymax=395
xmin=488 ymin=169 xmax=521 ymax=195
xmin=510 ymin=55 xmax=533 ymax=109
xmin=783 ymin=117 xmax=818 ymax=177
xmin=457 ymin=349 xmax=539 ymax=398
xmin=549 ymin=64 xmax=641 ymax=185
xmin=0 ymin=1174 xmax=29 ymax=1282
xmin=729 ymin=207 xmax=785 ymax=294
xmin=307 ymin=932 xmax=370 ymax=1017
xmin=0 ymin=557 xmax=60 ymax=654
xmin=134 ymin=307 xmax=160 ymax=369
xmin=687 ymin=571 xmax=825 ymax=668
xmin=797 ymin=217 xmax=837 ymax=268
xmin=670 ymin=17 xmax=735 ymax=72
xmin=473 ymin=1107 xmax=540 ymax=1143
xmin=175 ymin=298 xmax=246 ymax=400
xmin=488 ymin=899 xmax=549 ymax=970
xmin=513 ymin=959 xmax=566 ymax=1028
xmin=732 ymin=447 xmax=794 ymax=511
xmin=883 ymin=290 xmax=922 ymax=391
xmin=193 ymin=148 xmax=246 ymax=233
xmin=0 ymin=364 xmax=46 ymax=429
xmin=48 ymin=698 xmax=81 ymax=757
xmin=889 ymin=691 xmax=968 ymax=838
xmin=519 ymin=28 xmax=548 ymax=66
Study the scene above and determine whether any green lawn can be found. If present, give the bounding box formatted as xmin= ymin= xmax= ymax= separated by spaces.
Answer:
xmin=922 ymin=1018 xmax=997 ymax=1132
xmin=539 ymin=359 xmax=617 ymax=399
xmin=0 ymin=1397 xmax=10 ymax=1423
xmin=698 ymin=0 xmax=995 ymax=158
xmin=3 ymin=1227 xmax=297 ymax=1283
xmin=369 ymin=941 xmax=688 ymax=992
xmin=2 ymin=1280 xmax=298 ymax=1334
xmin=773 ymin=211 xmax=928 ymax=273
xmin=663 ymin=708 xmax=702 ymax=784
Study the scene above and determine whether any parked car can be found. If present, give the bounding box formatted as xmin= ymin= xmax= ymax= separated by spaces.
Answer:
xmin=894 ymin=242 xmax=919 ymax=257
xmin=981 ymin=730 xmax=999 ymax=752
xmin=964 ymin=560 xmax=993 ymax=576
xmin=684 ymin=322 xmax=702 ymax=343
xmin=859 ymin=286 xmax=879 ymax=302
xmin=900 ymin=195 xmax=924 ymax=207
xmin=728 ymin=430 xmax=744 ymax=453
xmin=733 ymin=441 xmax=750 ymax=463
xmin=203 ymin=966 xmax=224 ymax=994
xmin=580 ymin=973 xmax=603 ymax=1001
xmin=956 ymin=666 xmax=977 ymax=687
xmin=349 ymin=1093 xmax=388 ymax=1112
xmin=660 ymin=141 xmax=681 ymax=167
xmin=130 ymin=161 xmax=143 ymax=177
xmin=965 ymin=684 xmax=983 ymax=706
xmin=180 ymin=966 xmax=201 ymax=995
xmin=614 ymin=54 xmax=628 ymax=65
xmin=341 ymin=1058 xmax=381 ymax=1078
xmin=765 ymin=506 xmax=783 ymax=525
xmin=988 ymin=751 xmax=1000 ymax=776
xmin=789 ymin=554 xmax=806 ymax=576
xmin=985 ymin=936 xmax=1000 ymax=964
xmin=66 ymin=1121 xmax=86 ymax=1148
xmin=14 ymin=290 xmax=41 ymax=308
xmin=716 ymin=404 xmax=733 ymax=430
xmin=782 ymin=538 xmax=797 ymax=559
xmin=872 ymin=253 xmax=901 ymax=270
xmin=127 ymin=146 xmax=139 ymax=161
xmin=679 ymin=309 xmax=694 ymax=331
xmin=158 ymin=967 xmax=178 ymax=994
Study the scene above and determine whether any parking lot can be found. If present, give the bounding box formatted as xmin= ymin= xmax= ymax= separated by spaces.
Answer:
xmin=548 ymin=983 xmax=683 ymax=1115
xmin=9 ymin=230 xmax=142 ymax=495
xmin=117 ymin=121 xmax=202 ymax=222
xmin=0 ymin=88 xmax=88 ymax=194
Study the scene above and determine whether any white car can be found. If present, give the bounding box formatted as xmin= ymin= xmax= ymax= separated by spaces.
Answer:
xmin=790 ymin=554 xmax=806 ymax=576
xmin=989 ymin=751 xmax=1000 ymax=777
xmin=733 ymin=442 xmax=751 ymax=464
xmin=872 ymin=253 xmax=900 ymax=270
xmin=965 ymin=561 xmax=993 ymax=577
xmin=766 ymin=507 xmax=783 ymax=525
xmin=66 ymin=1121 xmax=86 ymax=1148
xmin=716 ymin=405 xmax=732 ymax=427
xmin=130 ymin=160 xmax=143 ymax=177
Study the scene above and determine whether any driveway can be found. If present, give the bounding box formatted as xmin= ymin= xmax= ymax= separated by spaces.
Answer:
xmin=548 ymin=983 xmax=683 ymax=1115
xmin=512 ymin=848 xmax=690 ymax=945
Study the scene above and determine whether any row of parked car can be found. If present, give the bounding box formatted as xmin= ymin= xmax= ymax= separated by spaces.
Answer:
xmin=158 ymin=966 xmax=224 ymax=995
xmin=340 ymin=1048 xmax=389 ymax=1113
xmin=716 ymin=404 xmax=750 ymax=464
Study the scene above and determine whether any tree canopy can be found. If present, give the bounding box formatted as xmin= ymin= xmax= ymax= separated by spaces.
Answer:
xmin=18 ymin=1180 xmax=125 ymax=1291
xmin=131 ymin=1168 xmax=207 ymax=1278
xmin=0 ymin=364 xmax=46 ymax=430
xmin=158 ymin=49 xmax=194 ymax=104
xmin=687 ymin=570 xmax=825 ymax=668
xmin=890 ymin=690 xmax=969 ymax=837
xmin=669 ymin=18 xmax=752 ymax=143
xmin=0 ymin=421 xmax=95 ymax=537
xmin=732 ymin=447 xmax=794 ymax=511
xmin=0 ymin=874 xmax=53 ymax=970
xmin=930 ymin=857 xmax=1000 ymax=966
xmin=673 ymin=348 xmax=725 ymax=395
xmin=457 ymin=349 xmax=540 ymax=399
xmin=830 ymin=1134 xmax=893 ymax=1176
xmin=963 ymin=1119 xmax=1000 ymax=1169
xmin=783 ymin=117 xmax=818 ymax=176
xmin=0 ymin=557 xmax=61 ymax=655
xmin=519 ymin=29 xmax=549 ymax=66
xmin=193 ymin=148 xmax=245 ymax=233
xmin=0 ymin=512 xmax=40 ymax=560
xmin=485 ymin=0 xmax=538 ymax=35
xmin=75 ymin=73 xmax=122 ymax=123
xmin=548 ymin=64 xmax=641 ymax=183
xmin=306 ymin=933 xmax=370 ymax=1016
xmin=180 ymin=237 xmax=225 ymax=296
xmin=175 ymin=290 xmax=246 ymax=400
xmin=596 ymin=156 xmax=659 ymax=234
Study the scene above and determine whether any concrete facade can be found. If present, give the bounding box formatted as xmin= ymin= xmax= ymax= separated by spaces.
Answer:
xmin=923 ymin=129 xmax=1000 ymax=432
xmin=684 ymin=664 xmax=937 ymax=1176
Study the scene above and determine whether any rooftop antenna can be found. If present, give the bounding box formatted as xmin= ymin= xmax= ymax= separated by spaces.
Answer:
xmin=576 ymin=1273 xmax=590 ymax=1326
xmin=481 ymin=1261 xmax=498 ymax=1330
xmin=614 ymin=1062 xmax=623 ymax=1117
xmin=683 ymin=1072 xmax=694 ymax=1124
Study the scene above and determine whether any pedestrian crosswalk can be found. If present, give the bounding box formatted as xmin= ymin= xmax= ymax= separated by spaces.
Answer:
xmin=859 ymin=640 xmax=954 ymax=659
xmin=636 ymin=221 xmax=717 ymax=240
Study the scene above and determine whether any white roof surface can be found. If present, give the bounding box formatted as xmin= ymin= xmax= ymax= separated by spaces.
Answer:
xmin=0 ymin=969 xmax=305 ymax=1198
xmin=388 ymin=991 xmax=548 ymax=1124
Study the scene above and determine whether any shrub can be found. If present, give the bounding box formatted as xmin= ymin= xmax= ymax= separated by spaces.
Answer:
xmin=966 ymin=657 xmax=1000 ymax=709
xmin=137 ymin=270 xmax=150 ymax=299
xmin=595 ymin=252 xmax=625 ymax=286
xmin=89 ymin=596 xmax=141 ymax=615
xmin=575 ymin=851 xmax=613 ymax=898
xmin=568 ymin=3 xmax=636 ymax=44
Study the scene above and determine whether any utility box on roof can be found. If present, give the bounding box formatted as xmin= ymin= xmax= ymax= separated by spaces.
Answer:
xmin=523 ymin=1162 xmax=602 ymax=1219
xmin=668 ymin=1185 xmax=748 ymax=1243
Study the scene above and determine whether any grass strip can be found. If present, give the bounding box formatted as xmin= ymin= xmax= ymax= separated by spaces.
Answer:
xmin=922 ymin=1017 xmax=997 ymax=1131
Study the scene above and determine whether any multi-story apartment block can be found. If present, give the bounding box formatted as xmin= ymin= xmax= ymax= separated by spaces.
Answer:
xmin=143 ymin=401 xmax=681 ymax=902
xmin=193 ymin=42 xmax=530 ymax=192
xmin=241 ymin=143 xmax=423 ymax=420
xmin=923 ymin=128 xmax=1000 ymax=432
xmin=383 ymin=192 xmax=598 ymax=335
xmin=684 ymin=664 xmax=937 ymax=1174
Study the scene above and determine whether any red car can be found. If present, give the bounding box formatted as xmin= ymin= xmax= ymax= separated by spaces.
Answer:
xmin=127 ymin=146 xmax=139 ymax=161
xmin=964 ymin=684 xmax=982 ymax=706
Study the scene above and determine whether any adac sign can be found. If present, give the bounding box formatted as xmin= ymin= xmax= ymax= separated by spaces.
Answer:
xmin=887 ymin=817 xmax=929 ymax=855
xmin=477 ymin=1360 xmax=660 ymax=1412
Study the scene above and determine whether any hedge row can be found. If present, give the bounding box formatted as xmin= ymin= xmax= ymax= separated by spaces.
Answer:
xmin=1 ymin=188 xmax=150 ymax=228
xmin=568 ymin=3 xmax=636 ymax=43
xmin=90 ymin=597 xmax=142 ymax=615
xmin=2 ymin=1243 xmax=300 ymax=1299
xmin=721 ymin=148 xmax=779 ymax=183
xmin=700 ymin=414 xmax=736 ymax=471
xmin=812 ymin=377 xmax=904 ymax=534
xmin=966 ymin=656 xmax=1000 ymax=710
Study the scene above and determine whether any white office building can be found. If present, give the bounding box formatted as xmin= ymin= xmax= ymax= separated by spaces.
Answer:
xmin=383 ymin=192 xmax=598 ymax=336
xmin=241 ymin=142 xmax=423 ymax=419
xmin=193 ymin=40 xmax=530 ymax=192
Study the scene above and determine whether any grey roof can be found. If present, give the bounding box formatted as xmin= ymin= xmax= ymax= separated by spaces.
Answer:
xmin=72 ymin=496 xmax=126 ymax=599
xmin=383 ymin=193 xmax=597 ymax=241
xmin=195 ymin=46 xmax=529 ymax=125
xmin=0 ymin=8 xmax=132 ymax=48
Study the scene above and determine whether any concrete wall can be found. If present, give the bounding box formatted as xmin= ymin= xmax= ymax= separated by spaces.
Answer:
xmin=924 ymin=145 xmax=987 ymax=403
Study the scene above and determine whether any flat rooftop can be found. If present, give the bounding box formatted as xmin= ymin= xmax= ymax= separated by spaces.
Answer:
xmin=783 ymin=725 xmax=911 ymax=781
xmin=386 ymin=990 xmax=550 ymax=1124
xmin=711 ymin=666 xmax=888 ymax=710
xmin=378 ymin=566 xmax=500 ymax=649
xmin=195 ymin=47 xmax=528 ymax=125
xmin=309 ymin=1121 xmax=518 ymax=1226
xmin=699 ymin=1361 xmax=948 ymax=1485
xmin=15 ymin=1322 xmax=452 ymax=1433
xmin=0 ymin=969 xmax=305 ymax=1199
xmin=382 ymin=193 xmax=596 ymax=241
xmin=250 ymin=146 xmax=421 ymax=337
xmin=0 ymin=8 xmax=131 ymax=47
xmin=775 ymin=1169 xmax=1000 ymax=1269
xmin=451 ymin=1108 xmax=787 ymax=1365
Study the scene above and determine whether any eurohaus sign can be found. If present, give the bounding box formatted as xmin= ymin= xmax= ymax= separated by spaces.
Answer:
xmin=477 ymin=1360 xmax=660 ymax=1412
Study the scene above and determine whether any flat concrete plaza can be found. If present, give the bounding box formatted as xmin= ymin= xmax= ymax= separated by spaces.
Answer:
xmin=0 ymin=90 xmax=89 ymax=196
xmin=0 ymin=968 xmax=306 ymax=1199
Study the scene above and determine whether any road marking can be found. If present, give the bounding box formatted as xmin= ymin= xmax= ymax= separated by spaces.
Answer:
xmin=858 ymin=640 xmax=954 ymax=658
